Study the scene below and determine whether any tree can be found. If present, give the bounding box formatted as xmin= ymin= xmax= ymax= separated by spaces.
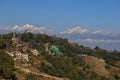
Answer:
xmin=21 ymin=32 xmax=34 ymax=42
xmin=95 ymin=46 xmax=100 ymax=50
xmin=0 ymin=40 xmax=6 ymax=49
xmin=25 ymin=73 xmax=37 ymax=80
xmin=0 ymin=49 xmax=15 ymax=79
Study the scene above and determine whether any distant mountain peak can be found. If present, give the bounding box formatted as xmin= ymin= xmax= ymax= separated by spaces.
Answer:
xmin=60 ymin=26 xmax=88 ymax=34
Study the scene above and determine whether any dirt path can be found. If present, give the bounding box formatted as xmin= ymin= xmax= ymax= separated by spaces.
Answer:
xmin=15 ymin=65 xmax=64 ymax=80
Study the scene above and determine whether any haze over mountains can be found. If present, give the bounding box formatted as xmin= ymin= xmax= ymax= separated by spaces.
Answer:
xmin=0 ymin=24 xmax=120 ymax=50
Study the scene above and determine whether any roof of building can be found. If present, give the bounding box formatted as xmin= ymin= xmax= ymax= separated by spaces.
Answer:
xmin=49 ymin=45 xmax=60 ymax=53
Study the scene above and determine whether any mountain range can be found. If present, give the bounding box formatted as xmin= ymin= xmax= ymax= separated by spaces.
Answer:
xmin=0 ymin=24 xmax=120 ymax=50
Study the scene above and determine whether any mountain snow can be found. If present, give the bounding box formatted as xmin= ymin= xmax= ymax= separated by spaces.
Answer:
xmin=60 ymin=26 xmax=88 ymax=34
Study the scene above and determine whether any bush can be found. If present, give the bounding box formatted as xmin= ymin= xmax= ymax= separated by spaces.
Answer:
xmin=25 ymin=73 xmax=37 ymax=80
xmin=39 ymin=56 xmax=88 ymax=80
xmin=0 ymin=49 xmax=15 ymax=79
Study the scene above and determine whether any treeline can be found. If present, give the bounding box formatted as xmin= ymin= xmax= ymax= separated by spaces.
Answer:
xmin=39 ymin=55 xmax=107 ymax=80
xmin=19 ymin=32 xmax=120 ymax=65
xmin=20 ymin=32 xmax=88 ymax=56
xmin=0 ymin=33 xmax=13 ymax=49
xmin=0 ymin=49 xmax=16 ymax=79
xmin=1 ymin=32 xmax=120 ymax=63
xmin=0 ymin=33 xmax=16 ymax=79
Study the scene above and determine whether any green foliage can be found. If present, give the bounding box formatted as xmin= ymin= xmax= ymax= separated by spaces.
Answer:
xmin=114 ymin=75 xmax=120 ymax=80
xmin=1 ymin=32 xmax=119 ymax=80
xmin=26 ymin=49 xmax=32 ymax=55
xmin=0 ymin=49 xmax=15 ymax=79
xmin=101 ymin=76 xmax=108 ymax=80
xmin=19 ymin=32 xmax=120 ymax=80
xmin=0 ymin=33 xmax=13 ymax=49
xmin=39 ymin=55 xmax=107 ymax=80
xmin=21 ymin=32 xmax=34 ymax=42
xmin=94 ymin=46 xmax=100 ymax=50
xmin=0 ymin=39 xmax=6 ymax=49
xmin=25 ymin=73 xmax=37 ymax=80
xmin=39 ymin=55 xmax=88 ymax=80
xmin=92 ymin=50 xmax=120 ymax=66
xmin=1 ymin=32 xmax=13 ymax=39
xmin=71 ymin=56 xmax=85 ymax=66
xmin=105 ymin=64 xmax=111 ymax=69
xmin=29 ymin=40 xmax=45 ymax=53
xmin=113 ymin=64 xmax=120 ymax=68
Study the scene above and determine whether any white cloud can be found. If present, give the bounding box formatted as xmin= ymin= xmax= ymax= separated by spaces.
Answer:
xmin=60 ymin=26 xmax=89 ymax=34
xmin=0 ymin=27 xmax=10 ymax=30
xmin=77 ymin=38 xmax=120 ymax=43
xmin=60 ymin=26 xmax=120 ymax=38
xmin=1 ymin=24 xmax=120 ymax=50
xmin=92 ymin=30 xmax=111 ymax=35
xmin=0 ymin=24 xmax=52 ymax=33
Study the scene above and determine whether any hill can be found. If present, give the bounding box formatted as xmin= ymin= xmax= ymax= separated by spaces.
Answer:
xmin=0 ymin=32 xmax=120 ymax=80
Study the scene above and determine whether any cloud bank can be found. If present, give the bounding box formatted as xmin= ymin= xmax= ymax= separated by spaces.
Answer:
xmin=75 ymin=38 xmax=120 ymax=44
xmin=60 ymin=26 xmax=89 ymax=34
xmin=59 ymin=26 xmax=120 ymax=50
xmin=0 ymin=24 xmax=52 ymax=34
xmin=0 ymin=24 xmax=120 ymax=50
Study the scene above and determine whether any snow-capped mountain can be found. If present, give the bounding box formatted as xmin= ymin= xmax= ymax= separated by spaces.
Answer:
xmin=60 ymin=26 xmax=89 ymax=34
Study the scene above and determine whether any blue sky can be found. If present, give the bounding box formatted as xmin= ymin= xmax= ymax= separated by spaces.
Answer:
xmin=0 ymin=0 xmax=120 ymax=31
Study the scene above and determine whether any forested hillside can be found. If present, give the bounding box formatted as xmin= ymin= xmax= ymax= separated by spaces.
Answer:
xmin=0 ymin=32 xmax=120 ymax=80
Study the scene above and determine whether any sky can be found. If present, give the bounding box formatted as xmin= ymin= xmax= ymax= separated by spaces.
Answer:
xmin=0 ymin=0 xmax=120 ymax=31
xmin=0 ymin=0 xmax=120 ymax=50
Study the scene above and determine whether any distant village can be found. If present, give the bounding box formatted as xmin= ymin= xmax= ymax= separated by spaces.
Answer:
xmin=6 ymin=31 xmax=62 ymax=63
xmin=6 ymin=31 xmax=90 ymax=63
xmin=6 ymin=31 xmax=39 ymax=62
